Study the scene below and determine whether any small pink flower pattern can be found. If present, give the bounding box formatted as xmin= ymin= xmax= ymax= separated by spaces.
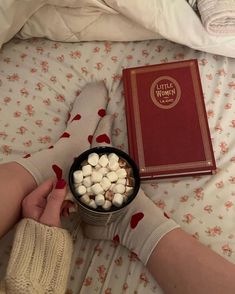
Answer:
xmin=0 ymin=37 xmax=234 ymax=294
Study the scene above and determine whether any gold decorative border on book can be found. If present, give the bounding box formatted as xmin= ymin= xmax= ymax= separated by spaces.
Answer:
xmin=143 ymin=161 xmax=212 ymax=173
xmin=130 ymin=60 xmax=213 ymax=173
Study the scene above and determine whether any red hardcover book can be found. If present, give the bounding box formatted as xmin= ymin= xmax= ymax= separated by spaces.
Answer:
xmin=123 ymin=59 xmax=216 ymax=179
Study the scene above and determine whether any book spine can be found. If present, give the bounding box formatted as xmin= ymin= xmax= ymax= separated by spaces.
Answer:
xmin=194 ymin=60 xmax=216 ymax=170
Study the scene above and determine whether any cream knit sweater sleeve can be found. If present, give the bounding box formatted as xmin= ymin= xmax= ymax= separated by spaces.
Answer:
xmin=0 ymin=218 xmax=73 ymax=294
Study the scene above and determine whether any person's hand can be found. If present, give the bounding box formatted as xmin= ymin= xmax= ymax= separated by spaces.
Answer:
xmin=22 ymin=178 xmax=67 ymax=228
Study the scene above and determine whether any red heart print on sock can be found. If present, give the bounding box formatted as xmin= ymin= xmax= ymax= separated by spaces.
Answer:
xmin=23 ymin=153 xmax=31 ymax=158
xmin=88 ymin=135 xmax=93 ymax=144
xmin=52 ymin=164 xmax=63 ymax=180
xmin=98 ymin=108 xmax=106 ymax=117
xmin=60 ymin=132 xmax=70 ymax=138
xmin=113 ymin=234 xmax=120 ymax=243
xmin=96 ymin=134 xmax=110 ymax=144
xmin=48 ymin=145 xmax=54 ymax=149
xmin=71 ymin=113 xmax=81 ymax=122
xmin=130 ymin=212 xmax=144 ymax=229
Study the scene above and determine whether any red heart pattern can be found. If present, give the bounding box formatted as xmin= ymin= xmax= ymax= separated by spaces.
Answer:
xmin=60 ymin=132 xmax=70 ymax=138
xmin=71 ymin=113 xmax=81 ymax=122
xmin=48 ymin=145 xmax=54 ymax=149
xmin=98 ymin=108 xmax=106 ymax=117
xmin=23 ymin=153 xmax=31 ymax=158
xmin=130 ymin=212 xmax=144 ymax=229
xmin=96 ymin=134 xmax=110 ymax=144
xmin=52 ymin=164 xmax=63 ymax=180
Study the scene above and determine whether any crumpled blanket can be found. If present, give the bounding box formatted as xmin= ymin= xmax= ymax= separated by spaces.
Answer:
xmin=197 ymin=0 xmax=235 ymax=36
xmin=2 ymin=0 xmax=235 ymax=58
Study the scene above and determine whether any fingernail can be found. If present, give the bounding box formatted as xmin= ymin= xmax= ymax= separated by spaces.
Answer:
xmin=55 ymin=179 xmax=66 ymax=189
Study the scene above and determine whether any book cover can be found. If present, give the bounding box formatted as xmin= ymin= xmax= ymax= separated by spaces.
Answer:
xmin=123 ymin=59 xmax=216 ymax=179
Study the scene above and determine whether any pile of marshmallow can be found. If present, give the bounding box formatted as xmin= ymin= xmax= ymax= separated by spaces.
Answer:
xmin=73 ymin=152 xmax=135 ymax=211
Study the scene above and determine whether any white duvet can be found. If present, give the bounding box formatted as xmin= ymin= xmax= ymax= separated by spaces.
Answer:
xmin=2 ymin=0 xmax=235 ymax=58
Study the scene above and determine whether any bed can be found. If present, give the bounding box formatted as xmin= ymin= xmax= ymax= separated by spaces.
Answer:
xmin=0 ymin=1 xmax=235 ymax=294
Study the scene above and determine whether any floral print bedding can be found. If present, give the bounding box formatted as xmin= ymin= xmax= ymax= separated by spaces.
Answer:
xmin=0 ymin=37 xmax=234 ymax=293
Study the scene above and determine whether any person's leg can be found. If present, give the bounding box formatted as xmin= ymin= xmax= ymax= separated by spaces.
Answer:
xmin=84 ymin=189 xmax=179 ymax=264
xmin=0 ymin=162 xmax=37 ymax=237
xmin=16 ymin=81 xmax=108 ymax=185
xmin=85 ymin=190 xmax=235 ymax=294
xmin=91 ymin=114 xmax=113 ymax=148
xmin=83 ymin=118 xmax=235 ymax=293
xmin=147 ymin=228 xmax=235 ymax=294
xmin=0 ymin=81 xmax=108 ymax=238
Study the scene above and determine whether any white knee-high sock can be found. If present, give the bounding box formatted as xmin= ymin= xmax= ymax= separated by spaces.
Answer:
xmin=84 ymin=189 xmax=179 ymax=265
xmin=15 ymin=82 xmax=108 ymax=184
xmin=91 ymin=114 xmax=114 ymax=148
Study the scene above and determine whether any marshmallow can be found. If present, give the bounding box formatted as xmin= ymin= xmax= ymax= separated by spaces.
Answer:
xmin=108 ymin=159 xmax=119 ymax=171
xmin=74 ymin=182 xmax=80 ymax=189
xmin=110 ymin=183 xmax=115 ymax=190
xmin=91 ymin=171 xmax=103 ymax=183
xmin=116 ymin=168 xmax=127 ymax=179
xmin=102 ymin=200 xmax=112 ymax=211
xmin=108 ymin=153 xmax=119 ymax=162
xmin=86 ymin=186 xmax=92 ymax=195
xmin=95 ymin=194 xmax=105 ymax=206
xmin=100 ymin=177 xmax=112 ymax=191
xmin=98 ymin=154 xmax=109 ymax=167
xmin=76 ymin=185 xmax=86 ymax=195
xmin=106 ymin=171 xmax=118 ymax=182
xmin=91 ymin=183 xmax=104 ymax=195
xmin=88 ymin=152 xmax=99 ymax=166
xmin=80 ymin=194 xmax=90 ymax=205
xmin=83 ymin=176 xmax=92 ymax=188
xmin=73 ymin=152 xmax=135 ymax=212
xmin=82 ymin=164 xmax=92 ymax=176
xmin=73 ymin=170 xmax=83 ymax=184
xmin=88 ymin=199 xmax=97 ymax=209
xmin=117 ymin=178 xmax=126 ymax=185
xmin=99 ymin=167 xmax=109 ymax=176
xmin=112 ymin=193 xmax=124 ymax=207
xmin=95 ymin=164 xmax=102 ymax=170
xmin=112 ymin=184 xmax=125 ymax=194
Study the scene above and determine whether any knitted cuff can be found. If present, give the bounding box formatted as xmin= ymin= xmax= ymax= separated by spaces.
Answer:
xmin=0 ymin=280 xmax=6 ymax=294
xmin=5 ymin=218 xmax=73 ymax=294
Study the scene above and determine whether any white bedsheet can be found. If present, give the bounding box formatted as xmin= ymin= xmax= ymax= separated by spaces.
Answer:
xmin=0 ymin=37 xmax=235 ymax=293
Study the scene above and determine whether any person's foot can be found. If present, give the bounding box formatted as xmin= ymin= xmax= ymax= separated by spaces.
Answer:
xmin=84 ymin=188 xmax=179 ymax=265
xmin=16 ymin=82 xmax=108 ymax=185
